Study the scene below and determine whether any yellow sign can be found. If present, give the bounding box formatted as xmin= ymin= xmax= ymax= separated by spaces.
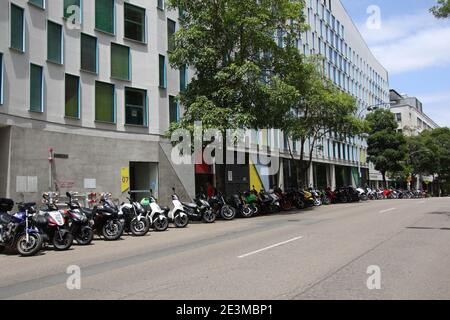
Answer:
xmin=121 ymin=167 xmax=130 ymax=193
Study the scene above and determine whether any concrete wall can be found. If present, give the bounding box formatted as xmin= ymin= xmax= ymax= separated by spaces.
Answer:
xmin=0 ymin=126 xmax=11 ymax=198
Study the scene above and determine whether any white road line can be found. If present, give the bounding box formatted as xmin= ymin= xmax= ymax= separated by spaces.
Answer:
xmin=379 ymin=208 xmax=396 ymax=213
xmin=238 ymin=236 xmax=303 ymax=259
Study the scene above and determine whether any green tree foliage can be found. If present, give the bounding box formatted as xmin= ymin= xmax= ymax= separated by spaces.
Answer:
xmin=366 ymin=109 xmax=408 ymax=188
xmin=431 ymin=0 xmax=450 ymax=18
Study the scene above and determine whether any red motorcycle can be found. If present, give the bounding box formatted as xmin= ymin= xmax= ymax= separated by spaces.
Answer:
xmin=274 ymin=187 xmax=294 ymax=211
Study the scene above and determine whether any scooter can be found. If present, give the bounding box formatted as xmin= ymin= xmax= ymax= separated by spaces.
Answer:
xmin=182 ymin=193 xmax=216 ymax=223
xmin=0 ymin=199 xmax=43 ymax=257
xmin=168 ymin=188 xmax=189 ymax=228
xmin=119 ymin=192 xmax=151 ymax=236
xmin=64 ymin=192 xmax=94 ymax=245
xmin=140 ymin=190 xmax=170 ymax=232
xmin=33 ymin=192 xmax=74 ymax=251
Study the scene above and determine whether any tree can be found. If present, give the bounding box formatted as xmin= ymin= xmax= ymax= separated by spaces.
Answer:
xmin=431 ymin=0 xmax=450 ymax=18
xmin=366 ymin=109 xmax=408 ymax=188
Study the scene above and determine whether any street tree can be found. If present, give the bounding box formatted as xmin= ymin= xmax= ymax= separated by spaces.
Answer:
xmin=366 ymin=109 xmax=408 ymax=188
xmin=431 ymin=0 xmax=450 ymax=18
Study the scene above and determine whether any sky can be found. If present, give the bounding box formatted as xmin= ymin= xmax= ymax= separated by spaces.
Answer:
xmin=340 ymin=0 xmax=450 ymax=127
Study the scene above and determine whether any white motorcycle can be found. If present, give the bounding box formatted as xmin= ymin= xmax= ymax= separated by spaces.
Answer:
xmin=356 ymin=188 xmax=368 ymax=201
xmin=141 ymin=191 xmax=169 ymax=232
xmin=168 ymin=188 xmax=189 ymax=228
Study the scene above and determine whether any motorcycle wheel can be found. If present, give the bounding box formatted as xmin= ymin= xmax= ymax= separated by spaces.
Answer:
xmin=0 ymin=245 xmax=5 ymax=253
xmin=202 ymin=209 xmax=216 ymax=223
xmin=130 ymin=217 xmax=150 ymax=236
xmin=174 ymin=213 xmax=189 ymax=228
xmin=220 ymin=206 xmax=236 ymax=220
xmin=295 ymin=199 xmax=306 ymax=209
xmin=102 ymin=220 xmax=124 ymax=241
xmin=340 ymin=196 xmax=348 ymax=203
xmin=16 ymin=233 xmax=43 ymax=257
xmin=75 ymin=226 xmax=94 ymax=245
xmin=52 ymin=231 xmax=74 ymax=251
xmin=241 ymin=206 xmax=254 ymax=218
xmin=281 ymin=201 xmax=293 ymax=211
xmin=153 ymin=217 xmax=169 ymax=232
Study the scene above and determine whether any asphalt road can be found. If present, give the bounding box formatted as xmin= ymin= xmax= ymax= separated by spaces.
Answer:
xmin=1 ymin=197 xmax=450 ymax=300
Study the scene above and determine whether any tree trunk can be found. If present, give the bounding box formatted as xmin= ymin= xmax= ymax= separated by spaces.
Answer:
xmin=382 ymin=171 xmax=387 ymax=189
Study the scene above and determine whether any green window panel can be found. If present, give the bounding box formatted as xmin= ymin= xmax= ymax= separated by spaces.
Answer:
xmin=95 ymin=0 xmax=115 ymax=34
xmin=81 ymin=33 xmax=97 ymax=73
xmin=125 ymin=88 xmax=147 ymax=126
xmin=180 ymin=65 xmax=187 ymax=92
xmin=169 ymin=95 xmax=179 ymax=124
xmin=159 ymin=55 xmax=166 ymax=88
xmin=111 ymin=44 xmax=130 ymax=80
xmin=64 ymin=0 xmax=81 ymax=19
xmin=167 ymin=19 xmax=176 ymax=52
xmin=11 ymin=4 xmax=25 ymax=51
xmin=95 ymin=81 xmax=115 ymax=123
xmin=30 ymin=64 xmax=43 ymax=112
xmin=124 ymin=3 xmax=146 ymax=42
xmin=65 ymin=74 xmax=80 ymax=118
xmin=157 ymin=0 xmax=165 ymax=10
xmin=29 ymin=0 xmax=45 ymax=8
xmin=47 ymin=21 xmax=63 ymax=64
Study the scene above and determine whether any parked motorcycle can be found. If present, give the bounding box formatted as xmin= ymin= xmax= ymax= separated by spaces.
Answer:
xmin=33 ymin=192 xmax=74 ymax=251
xmin=64 ymin=192 xmax=94 ymax=245
xmin=209 ymin=190 xmax=236 ymax=220
xmin=182 ymin=193 xmax=216 ymax=223
xmin=91 ymin=193 xmax=124 ymax=241
xmin=168 ymin=188 xmax=190 ymax=228
xmin=274 ymin=187 xmax=294 ymax=211
xmin=0 ymin=199 xmax=43 ymax=257
xmin=356 ymin=188 xmax=369 ymax=201
xmin=140 ymin=192 xmax=169 ymax=232
xmin=229 ymin=192 xmax=258 ymax=218
xmin=119 ymin=192 xmax=151 ymax=236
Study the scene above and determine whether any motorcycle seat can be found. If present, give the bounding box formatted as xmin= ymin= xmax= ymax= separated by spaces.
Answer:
xmin=0 ymin=212 xmax=13 ymax=224
xmin=160 ymin=206 xmax=170 ymax=213
xmin=182 ymin=202 xmax=197 ymax=209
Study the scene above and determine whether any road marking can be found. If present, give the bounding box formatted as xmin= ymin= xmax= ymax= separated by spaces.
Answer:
xmin=238 ymin=236 xmax=303 ymax=258
xmin=379 ymin=208 xmax=396 ymax=213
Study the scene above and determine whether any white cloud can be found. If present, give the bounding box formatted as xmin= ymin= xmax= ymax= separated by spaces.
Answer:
xmin=417 ymin=90 xmax=450 ymax=127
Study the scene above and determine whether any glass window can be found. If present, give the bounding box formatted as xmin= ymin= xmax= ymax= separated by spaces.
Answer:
xmin=47 ymin=21 xmax=63 ymax=64
xmin=124 ymin=3 xmax=146 ymax=43
xmin=95 ymin=0 xmax=115 ymax=34
xmin=11 ymin=4 xmax=25 ymax=52
xmin=169 ymin=95 xmax=179 ymax=124
xmin=167 ymin=19 xmax=176 ymax=52
xmin=0 ymin=53 xmax=3 ymax=105
xmin=180 ymin=65 xmax=187 ymax=92
xmin=81 ymin=33 xmax=97 ymax=73
xmin=95 ymin=81 xmax=115 ymax=123
xmin=30 ymin=64 xmax=44 ymax=112
xmin=111 ymin=44 xmax=130 ymax=80
xmin=64 ymin=0 xmax=81 ymax=20
xmin=65 ymin=74 xmax=80 ymax=118
xmin=157 ymin=0 xmax=165 ymax=10
xmin=159 ymin=55 xmax=166 ymax=88
xmin=125 ymin=88 xmax=147 ymax=126
xmin=29 ymin=0 xmax=45 ymax=8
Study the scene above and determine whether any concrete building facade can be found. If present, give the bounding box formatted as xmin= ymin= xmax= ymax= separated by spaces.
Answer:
xmin=0 ymin=0 xmax=194 ymax=204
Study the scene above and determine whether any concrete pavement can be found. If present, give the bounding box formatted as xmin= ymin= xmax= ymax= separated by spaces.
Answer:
xmin=1 ymin=197 xmax=450 ymax=300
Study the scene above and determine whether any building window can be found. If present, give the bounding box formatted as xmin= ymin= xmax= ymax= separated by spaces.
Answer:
xmin=159 ymin=55 xmax=166 ymax=88
xmin=124 ymin=3 xmax=146 ymax=43
xmin=0 ymin=53 xmax=3 ymax=105
xmin=47 ymin=21 xmax=63 ymax=64
xmin=167 ymin=19 xmax=176 ymax=52
xmin=95 ymin=81 xmax=115 ymax=123
xmin=11 ymin=4 xmax=25 ymax=52
xmin=396 ymin=113 xmax=402 ymax=122
xmin=125 ymin=88 xmax=147 ymax=126
xmin=29 ymin=0 xmax=45 ymax=9
xmin=157 ymin=0 xmax=165 ymax=11
xmin=95 ymin=0 xmax=115 ymax=34
xmin=30 ymin=64 xmax=44 ymax=112
xmin=169 ymin=95 xmax=179 ymax=124
xmin=64 ymin=0 xmax=81 ymax=20
xmin=180 ymin=65 xmax=187 ymax=92
xmin=81 ymin=33 xmax=98 ymax=73
xmin=65 ymin=74 xmax=80 ymax=119
xmin=111 ymin=44 xmax=130 ymax=80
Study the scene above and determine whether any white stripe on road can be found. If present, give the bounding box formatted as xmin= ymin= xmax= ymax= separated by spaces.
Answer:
xmin=379 ymin=208 xmax=396 ymax=213
xmin=238 ymin=236 xmax=303 ymax=259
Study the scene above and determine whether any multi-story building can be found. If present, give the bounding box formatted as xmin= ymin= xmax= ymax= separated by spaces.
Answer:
xmin=390 ymin=89 xmax=439 ymax=136
xmin=0 ymin=0 xmax=194 ymax=203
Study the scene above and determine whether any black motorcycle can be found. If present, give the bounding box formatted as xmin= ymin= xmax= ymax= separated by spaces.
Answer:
xmin=33 ymin=192 xmax=74 ymax=251
xmin=0 ymin=199 xmax=43 ymax=257
xmin=209 ymin=191 xmax=236 ymax=220
xmin=119 ymin=193 xmax=151 ymax=236
xmin=228 ymin=192 xmax=258 ymax=218
xmin=91 ymin=193 xmax=124 ymax=241
xmin=182 ymin=193 xmax=216 ymax=223
xmin=64 ymin=192 xmax=94 ymax=245
xmin=335 ymin=187 xmax=360 ymax=203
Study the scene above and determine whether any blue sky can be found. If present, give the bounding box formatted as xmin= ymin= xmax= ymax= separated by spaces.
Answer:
xmin=341 ymin=0 xmax=450 ymax=127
